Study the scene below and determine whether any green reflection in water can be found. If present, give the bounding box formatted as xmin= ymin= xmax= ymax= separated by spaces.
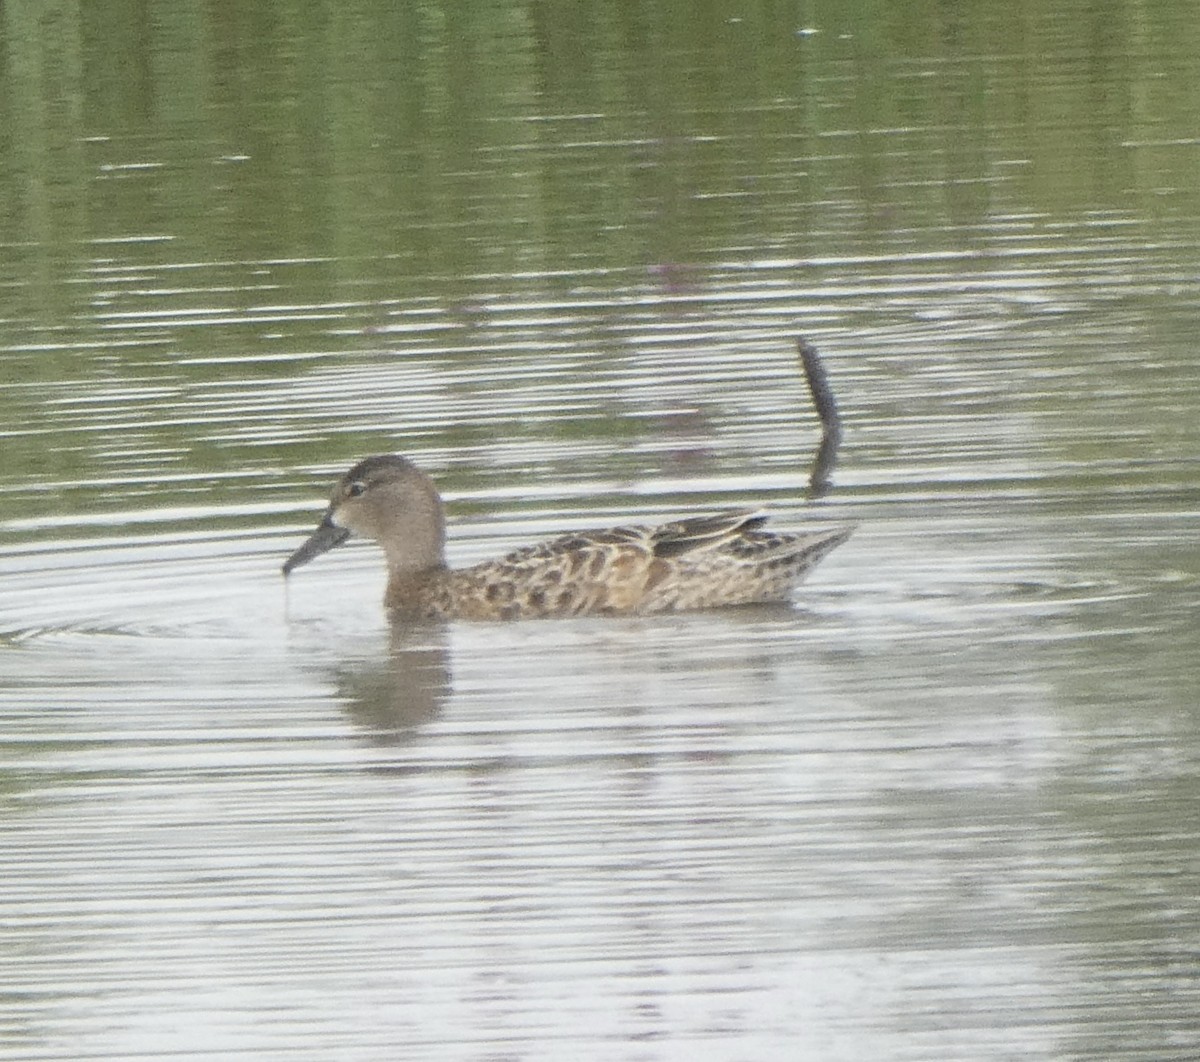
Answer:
xmin=3 ymin=1 xmax=1197 ymax=296
xmin=0 ymin=0 xmax=1197 ymax=504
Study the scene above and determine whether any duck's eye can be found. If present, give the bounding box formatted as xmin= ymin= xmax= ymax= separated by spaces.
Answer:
xmin=346 ymin=480 xmax=368 ymax=498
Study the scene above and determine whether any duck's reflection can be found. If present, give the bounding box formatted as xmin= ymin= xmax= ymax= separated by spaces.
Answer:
xmin=334 ymin=621 xmax=450 ymax=743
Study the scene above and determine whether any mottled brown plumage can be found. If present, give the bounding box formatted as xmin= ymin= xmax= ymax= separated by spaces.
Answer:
xmin=283 ymin=455 xmax=853 ymax=620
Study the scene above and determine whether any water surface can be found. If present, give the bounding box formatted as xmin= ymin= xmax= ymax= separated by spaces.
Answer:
xmin=2 ymin=3 xmax=1199 ymax=1059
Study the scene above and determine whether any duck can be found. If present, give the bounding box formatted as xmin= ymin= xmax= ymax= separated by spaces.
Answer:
xmin=282 ymin=454 xmax=853 ymax=620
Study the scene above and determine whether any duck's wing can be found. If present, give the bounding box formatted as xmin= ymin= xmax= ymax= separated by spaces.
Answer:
xmin=458 ymin=512 xmax=767 ymax=618
xmin=503 ymin=509 xmax=766 ymax=577
xmin=443 ymin=510 xmax=829 ymax=619
xmin=639 ymin=515 xmax=855 ymax=612
xmin=649 ymin=509 xmax=768 ymax=558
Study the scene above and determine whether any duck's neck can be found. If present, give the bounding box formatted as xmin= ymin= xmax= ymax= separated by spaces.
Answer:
xmin=375 ymin=478 xmax=447 ymax=579
xmin=371 ymin=468 xmax=448 ymax=610
xmin=384 ymin=563 xmax=447 ymax=613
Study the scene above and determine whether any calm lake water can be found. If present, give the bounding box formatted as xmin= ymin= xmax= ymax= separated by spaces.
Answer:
xmin=2 ymin=2 xmax=1199 ymax=1059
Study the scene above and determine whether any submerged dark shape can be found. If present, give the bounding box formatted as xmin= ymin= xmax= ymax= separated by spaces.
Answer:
xmin=797 ymin=337 xmax=844 ymax=499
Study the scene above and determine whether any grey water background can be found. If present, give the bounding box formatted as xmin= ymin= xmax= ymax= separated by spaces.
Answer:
xmin=2 ymin=2 xmax=1199 ymax=1059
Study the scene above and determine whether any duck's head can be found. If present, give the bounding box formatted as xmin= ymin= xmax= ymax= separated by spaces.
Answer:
xmin=282 ymin=454 xmax=446 ymax=577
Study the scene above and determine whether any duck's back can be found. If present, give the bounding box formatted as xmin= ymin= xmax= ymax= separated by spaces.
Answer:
xmin=400 ymin=511 xmax=852 ymax=621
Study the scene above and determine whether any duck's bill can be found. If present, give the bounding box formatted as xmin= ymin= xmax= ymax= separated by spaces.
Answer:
xmin=282 ymin=515 xmax=351 ymax=574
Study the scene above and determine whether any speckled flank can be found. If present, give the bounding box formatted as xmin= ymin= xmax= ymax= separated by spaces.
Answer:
xmin=402 ymin=517 xmax=852 ymax=620
xmin=283 ymin=454 xmax=853 ymax=621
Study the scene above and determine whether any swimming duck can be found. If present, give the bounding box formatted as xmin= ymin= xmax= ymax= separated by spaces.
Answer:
xmin=283 ymin=454 xmax=853 ymax=620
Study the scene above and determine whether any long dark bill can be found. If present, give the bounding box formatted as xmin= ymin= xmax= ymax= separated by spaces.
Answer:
xmin=282 ymin=512 xmax=352 ymax=575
